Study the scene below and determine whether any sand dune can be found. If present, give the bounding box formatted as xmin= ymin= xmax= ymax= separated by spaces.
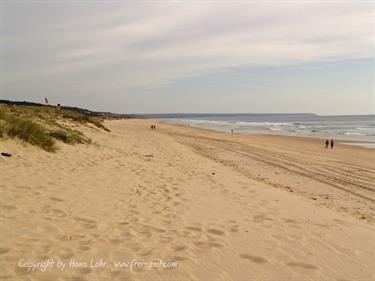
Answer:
xmin=0 ymin=119 xmax=374 ymax=281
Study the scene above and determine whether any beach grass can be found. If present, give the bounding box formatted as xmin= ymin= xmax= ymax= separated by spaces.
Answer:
xmin=3 ymin=104 xmax=110 ymax=131
xmin=61 ymin=110 xmax=110 ymax=132
xmin=0 ymin=108 xmax=56 ymax=151
xmin=0 ymin=104 xmax=104 ymax=151
xmin=49 ymin=128 xmax=90 ymax=145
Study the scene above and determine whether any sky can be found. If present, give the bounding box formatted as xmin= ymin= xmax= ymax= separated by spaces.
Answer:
xmin=0 ymin=1 xmax=374 ymax=115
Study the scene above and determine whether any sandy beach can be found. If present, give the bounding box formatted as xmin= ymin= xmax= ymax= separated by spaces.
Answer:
xmin=0 ymin=119 xmax=374 ymax=281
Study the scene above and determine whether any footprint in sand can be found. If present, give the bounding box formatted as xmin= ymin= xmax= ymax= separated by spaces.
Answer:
xmin=207 ymin=228 xmax=225 ymax=236
xmin=239 ymin=254 xmax=268 ymax=264
xmin=186 ymin=226 xmax=202 ymax=232
xmin=0 ymin=204 xmax=17 ymax=211
xmin=172 ymin=256 xmax=188 ymax=261
xmin=194 ymin=241 xmax=223 ymax=249
xmin=109 ymin=238 xmax=123 ymax=244
xmin=253 ymin=214 xmax=273 ymax=223
xmin=0 ymin=247 xmax=10 ymax=254
xmin=173 ymin=245 xmax=187 ymax=252
xmin=16 ymin=185 xmax=31 ymax=190
xmin=138 ymin=250 xmax=153 ymax=257
xmin=230 ymin=225 xmax=239 ymax=233
xmin=73 ymin=217 xmax=98 ymax=229
xmin=43 ymin=208 xmax=67 ymax=218
xmin=79 ymin=245 xmax=92 ymax=251
xmin=49 ymin=197 xmax=64 ymax=202
xmin=286 ymin=262 xmax=318 ymax=270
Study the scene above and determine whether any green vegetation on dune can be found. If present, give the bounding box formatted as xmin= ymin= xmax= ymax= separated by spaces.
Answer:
xmin=0 ymin=124 xmax=4 ymax=138
xmin=3 ymin=104 xmax=110 ymax=131
xmin=48 ymin=127 xmax=91 ymax=145
xmin=0 ymin=108 xmax=56 ymax=151
xmin=0 ymin=104 xmax=107 ymax=151
xmin=60 ymin=110 xmax=110 ymax=132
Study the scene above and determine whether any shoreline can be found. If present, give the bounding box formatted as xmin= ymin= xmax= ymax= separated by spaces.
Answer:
xmin=157 ymin=119 xmax=375 ymax=150
xmin=159 ymin=118 xmax=375 ymax=148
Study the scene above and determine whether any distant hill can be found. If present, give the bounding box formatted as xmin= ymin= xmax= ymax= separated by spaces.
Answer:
xmin=0 ymin=100 xmax=133 ymax=119
xmin=139 ymin=113 xmax=319 ymax=119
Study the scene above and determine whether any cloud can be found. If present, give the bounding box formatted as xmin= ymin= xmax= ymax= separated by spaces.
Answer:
xmin=1 ymin=1 xmax=374 ymax=92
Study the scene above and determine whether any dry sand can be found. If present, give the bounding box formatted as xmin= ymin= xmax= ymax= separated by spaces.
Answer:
xmin=0 ymin=119 xmax=374 ymax=281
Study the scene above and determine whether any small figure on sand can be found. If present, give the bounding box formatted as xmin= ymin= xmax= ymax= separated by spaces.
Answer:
xmin=231 ymin=129 xmax=234 ymax=134
xmin=151 ymin=125 xmax=156 ymax=130
xmin=330 ymin=139 xmax=334 ymax=149
xmin=325 ymin=139 xmax=329 ymax=148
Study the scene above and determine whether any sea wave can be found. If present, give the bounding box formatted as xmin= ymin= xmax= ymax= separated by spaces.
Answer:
xmin=168 ymin=116 xmax=375 ymax=142
xmin=356 ymin=127 xmax=374 ymax=131
xmin=343 ymin=132 xmax=365 ymax=136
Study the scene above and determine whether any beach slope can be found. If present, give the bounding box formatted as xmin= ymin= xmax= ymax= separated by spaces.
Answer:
xmin=0 ymin=119 xmax=374 ymax=281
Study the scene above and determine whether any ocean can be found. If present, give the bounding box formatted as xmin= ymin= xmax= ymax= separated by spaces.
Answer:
xmin=142 ymin=113 xmax=375 ymax=148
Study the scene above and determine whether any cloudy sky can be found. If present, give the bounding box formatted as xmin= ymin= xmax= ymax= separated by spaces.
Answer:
xmin=1 ymin=1 xmax=374 ymax=114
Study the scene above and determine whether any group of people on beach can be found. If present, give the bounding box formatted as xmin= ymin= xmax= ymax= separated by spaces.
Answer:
xmin=325 ymin=139 xmax=334 ymax=149
xmin=150 ymin=125 xmax=156 ymax=130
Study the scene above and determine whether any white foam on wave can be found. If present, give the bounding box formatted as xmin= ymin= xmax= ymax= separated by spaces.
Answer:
xmin=234 ymin=121 xmax=293 ymax=126
xmin=344 ymin=132 xmax=365 ymax=136
xmin=169 ymin=117 xmax=375 ymax=141
xmin=341 ymin=142 xmax=375 ymax=149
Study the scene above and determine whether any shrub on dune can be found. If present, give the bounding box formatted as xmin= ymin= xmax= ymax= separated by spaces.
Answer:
xmin=0 ymin=104 xmax=105 ymax=151
xmin=0 ymin=109 xmax=56 ymax=151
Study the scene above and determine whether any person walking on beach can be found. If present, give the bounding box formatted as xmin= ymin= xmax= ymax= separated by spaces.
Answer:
xmin=325 ymin=139 xmax=329 ymax=148
xmin=330 ymin=139 xmax=334 ymax=149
